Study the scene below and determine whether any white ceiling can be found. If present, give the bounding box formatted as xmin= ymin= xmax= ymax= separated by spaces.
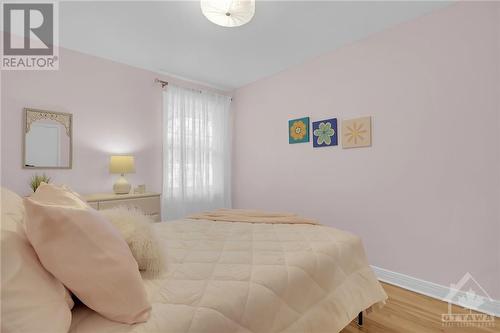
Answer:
xmin=60 ymin=1 xmax=450 ymax=91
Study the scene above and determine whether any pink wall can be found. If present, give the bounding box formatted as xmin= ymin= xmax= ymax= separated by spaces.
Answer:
xmin=232 ymin=3 xmax=500 ymax=298
xmin=1 ymin=48 xmax=225 ymax=196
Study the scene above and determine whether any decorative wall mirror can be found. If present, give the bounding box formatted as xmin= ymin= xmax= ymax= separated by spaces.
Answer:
xmin=23 ymin=108 xmax=73 ymax=169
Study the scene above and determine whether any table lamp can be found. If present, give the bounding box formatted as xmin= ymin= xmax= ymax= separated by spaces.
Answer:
xmin=109 ymin=155 xmax=135 ymax=194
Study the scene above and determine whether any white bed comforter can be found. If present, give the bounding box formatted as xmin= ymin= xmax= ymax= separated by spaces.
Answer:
xmin=70 ymin=219 xmax=387 ymax=333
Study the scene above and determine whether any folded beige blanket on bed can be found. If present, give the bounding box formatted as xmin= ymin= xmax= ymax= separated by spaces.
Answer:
xmin=188 ymin=208 xmax=319 ymax=225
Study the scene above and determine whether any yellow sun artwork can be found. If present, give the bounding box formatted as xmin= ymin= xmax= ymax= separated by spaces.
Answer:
xmin=342 ymin=116 xmax=372 ymax=148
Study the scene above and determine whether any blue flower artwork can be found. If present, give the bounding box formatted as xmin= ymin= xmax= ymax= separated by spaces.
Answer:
xmin=312 ymin=118 xmax=338 ymax=147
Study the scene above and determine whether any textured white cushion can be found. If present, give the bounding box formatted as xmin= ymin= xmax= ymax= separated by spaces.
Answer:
xmin=100 ymin=206 xmax=167 ymax=278
xmin=1 ymin=187 xmax=73 ymax=333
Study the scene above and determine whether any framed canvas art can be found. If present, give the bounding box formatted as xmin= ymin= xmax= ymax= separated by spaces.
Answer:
xmin=312 ymin=118 xmax=337 ymax=147
xmin=342 ymin=116 xmax=372 ymax=148
xmin=288 ymin=117 xmax=310 ymax=144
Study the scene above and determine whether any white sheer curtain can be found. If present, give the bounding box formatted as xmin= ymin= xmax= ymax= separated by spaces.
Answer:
xmin=162 ymin=84 xmax=232 ymax=220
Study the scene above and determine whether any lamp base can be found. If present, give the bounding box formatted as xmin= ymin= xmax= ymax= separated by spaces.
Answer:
xmin=113 ymin=175 xmax=131 ymax=194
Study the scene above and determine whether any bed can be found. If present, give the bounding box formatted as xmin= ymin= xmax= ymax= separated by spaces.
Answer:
xmin=69 ymin=218 xmax=387 ymax=333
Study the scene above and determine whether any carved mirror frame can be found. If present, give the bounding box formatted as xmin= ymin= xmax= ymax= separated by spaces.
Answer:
xmin=23 ymin=108 xmax=73 ymax=169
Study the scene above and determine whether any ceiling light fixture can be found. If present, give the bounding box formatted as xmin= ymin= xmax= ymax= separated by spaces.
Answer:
xmin=201 ymin=0 xmax=255 ymax=27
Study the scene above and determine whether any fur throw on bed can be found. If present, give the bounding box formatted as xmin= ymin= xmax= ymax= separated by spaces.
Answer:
xmin=100 ymin=206 xmax=166 ymax=278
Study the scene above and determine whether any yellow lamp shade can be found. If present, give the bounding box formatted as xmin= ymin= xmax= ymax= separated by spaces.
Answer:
xmin=109 ymin=155 xmax=135 ymax=174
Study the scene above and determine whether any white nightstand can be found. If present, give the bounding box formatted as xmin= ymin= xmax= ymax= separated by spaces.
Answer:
xmin=83 ymin=192 xmax=162 ymax=222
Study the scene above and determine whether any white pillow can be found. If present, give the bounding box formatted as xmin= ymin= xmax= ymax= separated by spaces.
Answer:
xmin=1 ymin=187 xmax=24 ymax=223
xmin=100 ymin=206 xmax=167 ymax=278
xmin=1 ymin=187 xmax=74 ymax=333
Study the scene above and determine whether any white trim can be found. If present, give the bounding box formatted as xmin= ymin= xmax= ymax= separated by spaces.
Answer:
xmin=371 ymin=265 xmax=500 ymax=317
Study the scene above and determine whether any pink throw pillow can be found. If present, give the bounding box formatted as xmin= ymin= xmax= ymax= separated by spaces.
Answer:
xmin=1 ymin=187 xmax=73 ymax=333
xmin=24 ymin=183 xmax=151 ymax=324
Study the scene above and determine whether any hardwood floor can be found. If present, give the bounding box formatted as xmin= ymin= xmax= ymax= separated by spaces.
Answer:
xmin=341 ymin=283 xmax=500 ymax=333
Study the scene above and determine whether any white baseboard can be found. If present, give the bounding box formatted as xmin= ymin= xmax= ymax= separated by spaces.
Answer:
xmin=371 ymin=265 xmax=500 ymax=317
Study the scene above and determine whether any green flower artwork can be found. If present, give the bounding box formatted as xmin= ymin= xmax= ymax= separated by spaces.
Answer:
xmin=312 ymin=118 xmax=337 ymax=147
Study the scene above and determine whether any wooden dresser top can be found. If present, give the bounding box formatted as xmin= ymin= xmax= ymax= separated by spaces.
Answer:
xmin=83 ymin=192 xmax=161 ymax=202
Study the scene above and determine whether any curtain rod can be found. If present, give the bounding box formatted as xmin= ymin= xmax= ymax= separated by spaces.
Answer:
xmin=155 ymin=78 xmax=201 ymax=93
xmin=155 ymin=78 xmax=168 ymax=88
xmin=154 ymin=78 xmax=232 ymax=101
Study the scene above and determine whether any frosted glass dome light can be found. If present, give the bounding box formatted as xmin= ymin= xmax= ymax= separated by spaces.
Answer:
xmin=201 ymin=0 xmax=255 ymax=27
